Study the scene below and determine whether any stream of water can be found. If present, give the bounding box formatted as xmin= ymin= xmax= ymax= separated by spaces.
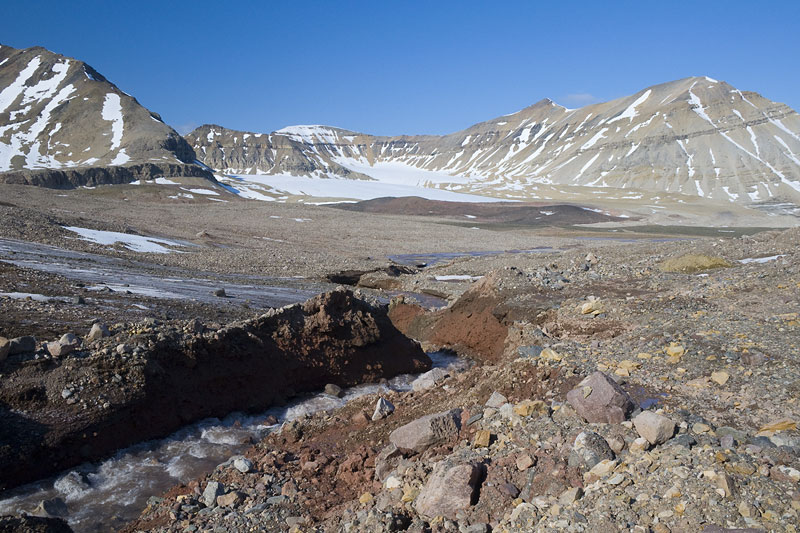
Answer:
xmin=0 ymin=352 xmax=468 ymax=532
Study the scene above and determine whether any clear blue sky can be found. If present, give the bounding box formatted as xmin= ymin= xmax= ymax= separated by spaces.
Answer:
xmin=2 ymin=1 xmax=798 ymax=136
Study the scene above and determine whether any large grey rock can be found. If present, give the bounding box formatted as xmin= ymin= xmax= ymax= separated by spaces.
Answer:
xmin=485 ymin=391 xmax=507 ymax=408
xmin=9 ymin=336 xmax=37 ymax=355
xmin=233 ymin=457 xmax=254 ymax=473
xmin=372 ymin=397 xmax=395 ymax=421
xmin=0 ymin=336 xmax=9 ymax=361
xmin=86 ymin=323 xmax=110 ymax=342
xmin=414 ymin=461 xmax=481 ymax=519
xmin=633 ymin=411 xmax=676 ymax=445
xmin=374 ymin=443 xmax=403 ymax=482
xmin=33 ymin=497 xmax=68 ymax=518
xmin=202 ymin=481 xmax=225 ymax=507
xmin=566 ymin=372 xmax=634 ymax=423
xmin=46 ymin=333 xmax=81 ymax=357
xmin=389 ymin=409 xmax=462 ymax=452
xmin=411 ymin=367 xmax=449 ymax=391
xmin=569 ymin=431 xmax=615 ymax=469
xmin=324 ymin=383 xmax=344 ymax=398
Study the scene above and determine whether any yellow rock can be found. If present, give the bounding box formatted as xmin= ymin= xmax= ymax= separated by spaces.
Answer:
xmin=540 ymin=348 xmax=562 ymax=362
xmin=758 ymin=418 xmax=798 ymax=434
xmin=401 ymin=485 xmax=418 ymax=503
xmin=618 ymin=360 xmax=641 ymax=371
xmin=674 ymin=502 xmax=686 ymax=515
xmin=473 ymin=429 xmax=492 ymax=448
xmin=359 ymin=493 xmax=373 ymax=504
xmin=614 ymin=368 xmax=630 ymax=377
xmin=580 ymin=300 xmax=604 ymax=315
xmin=582 ymin=386 xmax=592 ymax=398
xmin=711 ymin=371 xmax=730 ymax=385
xmin=513 ymin=400 xmax=548 ymax=417
xmin=665 ymin=343 xmax=686 ymax=358
xmin=636 ymin=352 xmax=652 ymax=359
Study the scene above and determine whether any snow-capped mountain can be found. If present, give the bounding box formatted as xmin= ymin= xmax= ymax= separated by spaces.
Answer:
xmin=188 ymin=77 xmax=800 ymax=205
xmin=0 ymin=44 xmax=210 ymax=186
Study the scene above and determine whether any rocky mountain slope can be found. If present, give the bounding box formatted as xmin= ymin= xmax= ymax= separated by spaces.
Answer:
xmin=188 ymin=77 xmax=800 ymax=206
xmin=0 ymin=44 xmax=211 ymax=187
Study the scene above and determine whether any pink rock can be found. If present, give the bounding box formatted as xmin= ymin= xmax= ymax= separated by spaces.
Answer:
xmin=414 ymin=461 xmax=482 ymax=519
xmin=566 ymin=372 xmax=634 ymax=424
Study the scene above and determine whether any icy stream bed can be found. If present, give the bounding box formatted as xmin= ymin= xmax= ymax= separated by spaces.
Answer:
xmin=0 ymin=352 xmax=469 ymax=532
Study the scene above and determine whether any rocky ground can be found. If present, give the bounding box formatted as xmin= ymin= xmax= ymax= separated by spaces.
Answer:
xmin=1 ymin=183 xmax=799 ymax=532
xmin=122 ymin=227 xmax=799 ymax=532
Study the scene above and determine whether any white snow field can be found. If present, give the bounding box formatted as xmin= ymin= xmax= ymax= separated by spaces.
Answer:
xmin=63 ymin=226 xmax=188 ymax=253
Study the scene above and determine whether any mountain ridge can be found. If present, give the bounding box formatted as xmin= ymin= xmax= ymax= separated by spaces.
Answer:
xmin=187 ymin=75 xmax=800 ymax=205
xmin=0 ymin=43 xmax=213 ymax=187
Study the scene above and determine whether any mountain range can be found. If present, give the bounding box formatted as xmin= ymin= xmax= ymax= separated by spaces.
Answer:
xmin=187 ymin=77 xmax=800 ymax=206
xmin=2 ymin=43 xmax=800 ymax=206
xmin=0 ymin=44 xmax=211 ymax=187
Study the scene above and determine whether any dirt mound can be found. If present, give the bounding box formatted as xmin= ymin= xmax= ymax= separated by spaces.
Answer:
xmin=0 ymin=515 xmax=72 ymax=533
xmin=659 ymin=253 xmax=732 ymax=273
xmin=390 ymin=271 xmax=553 ymax=363
xmin=0 ymin=289 xmax=430 ymax=491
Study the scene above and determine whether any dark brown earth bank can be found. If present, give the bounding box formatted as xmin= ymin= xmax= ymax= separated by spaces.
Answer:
xmin=0 ymin=289 xmax=430 ymax=493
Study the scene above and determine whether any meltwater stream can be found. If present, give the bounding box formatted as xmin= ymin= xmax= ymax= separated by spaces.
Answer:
xmin=0 ymin=352 xmax=469 ymax=533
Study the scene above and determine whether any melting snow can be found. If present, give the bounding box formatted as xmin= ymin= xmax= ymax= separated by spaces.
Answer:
xmin=63 ymin=226 xmax=187 ymax=253
xmin=101 ymin=93 xmax=124 ymax=150
xmin=275 ymin=125 xmax=342 ymax=144
xmin=607 ymin=89 xmax=651 ymax=123
xmin=182 ymin=188 xmax=220 ymax=196
xmin=581 ymin=128 xmax=608 ymax=150
xmin=434 ymin=275 xmax=483 ymax=282
xmin=738 ymin=255 xmax=786 ymax=264
xmin=225 ymin=174 xmax=503 ymax=203
xmin=110 ymin=149 xmax=130 ymax=166
xmin=0 ymin=56 xmax=42 ymax=113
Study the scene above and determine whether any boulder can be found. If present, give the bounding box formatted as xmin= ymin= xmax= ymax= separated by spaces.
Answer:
xmin=9 ymin=336 xmax=37 ymax=355
xmin=324 ymin=383 xmax=344 ymax=398
xmin=411 ymin=367 xmax=449 ymax=391
xmin=389 ymin=409 xmax=462 ymax=452
xmin=216 ymin=491 xmax=243 ymax=508
xmin=633 ymin=411 xmax=676 ymax=445
xmin=414 ymin=461 xmax=482 ymax=519
xmin=372 ymin=397 xmax=395 ymax=421
xmin=485 ymin=391 xmax=507 ymax=408
xmin=86 ymin=323 xmax=110 ymax=342
xmin=569 ymin=431 xmax=615 ymax=469
xmin=47 ymin=334 xmax=81 ymax=357
xmin=33 ymin=497 xmax=68 ymax=518
xmin=202 ymin=481 xmax=225 ymax=507
xmin=233 ymin=457 xmax=253 ymax=473
xmin=0 ymin=336 xmax=9 ymax=361
xmin=46 ymin=342 xmax=72 ymax=358
xmin=566 ymin=372 xmax=634 ymax=423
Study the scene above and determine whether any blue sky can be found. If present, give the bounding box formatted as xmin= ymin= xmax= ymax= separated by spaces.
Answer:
xmin=2 ymin=1 xmax=798 ymax=136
